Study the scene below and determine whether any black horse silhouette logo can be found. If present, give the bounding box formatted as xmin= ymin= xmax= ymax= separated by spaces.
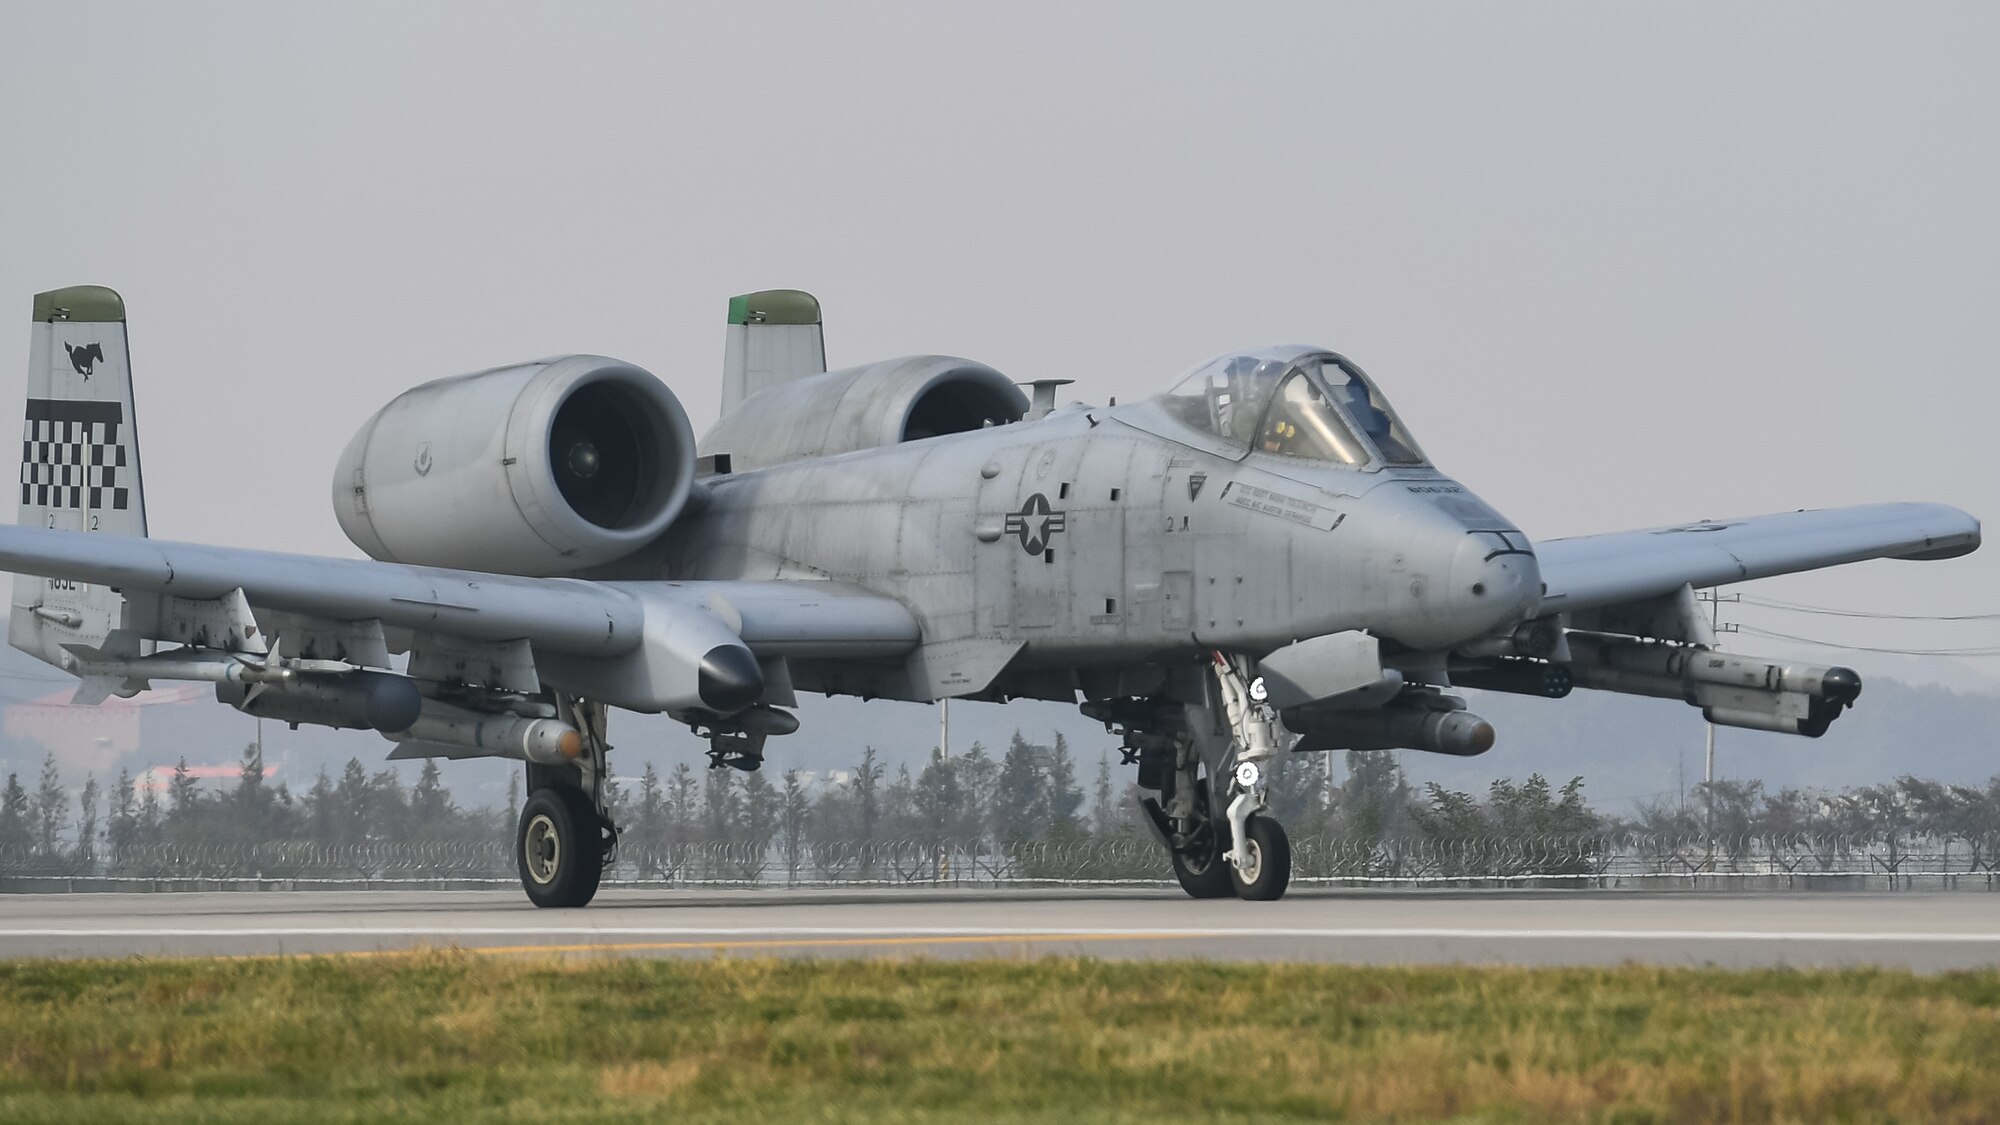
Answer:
xmin=64 ymin=342 xmax=103 ymax=380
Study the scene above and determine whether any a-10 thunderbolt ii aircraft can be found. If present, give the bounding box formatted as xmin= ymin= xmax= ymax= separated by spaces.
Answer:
xmin=1 ymin=285 xmax=1979 ymax=906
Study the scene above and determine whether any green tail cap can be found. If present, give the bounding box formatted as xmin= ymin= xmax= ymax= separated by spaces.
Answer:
xmin=33 ymin=285 xmax=125 ymax=323
xmin=727 ymin=289 xmax=820 ymax=326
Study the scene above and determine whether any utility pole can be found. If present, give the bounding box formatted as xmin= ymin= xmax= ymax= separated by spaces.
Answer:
xmin=1325 ymin=746 xmax=1335 ymax=816
xmin=1694 ymin=589 xmax=1742 ymax=789
xmin=940 ymin=697 xmax=950 ymax=760
xmin=1694 ymin=589 xmax=1740 ymax=843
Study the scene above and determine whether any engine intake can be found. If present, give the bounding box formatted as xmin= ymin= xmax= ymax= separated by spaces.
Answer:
xmin=334 ymin=355 xmax=695 ymax=575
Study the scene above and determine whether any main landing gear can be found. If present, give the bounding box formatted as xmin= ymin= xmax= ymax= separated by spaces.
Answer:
xmin=516 ymin=694 xmax=617 ymax=908
xmin=1098 ymin=652 xmax=1294 ymax=902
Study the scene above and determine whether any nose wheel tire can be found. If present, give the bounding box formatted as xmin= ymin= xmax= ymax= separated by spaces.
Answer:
xmin=1228 ymin=815 xmax=1291 ymax=901
xmin=517 ymin=787 xmax=605 ymax=908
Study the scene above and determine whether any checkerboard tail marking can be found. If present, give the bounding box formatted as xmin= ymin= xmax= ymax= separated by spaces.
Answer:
xmin=20 ymin=399 xmax=128 ymax=511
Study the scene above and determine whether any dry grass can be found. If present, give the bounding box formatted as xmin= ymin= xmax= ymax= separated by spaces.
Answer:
xmin=0 ymin=952 xmax=1996 ymax=1122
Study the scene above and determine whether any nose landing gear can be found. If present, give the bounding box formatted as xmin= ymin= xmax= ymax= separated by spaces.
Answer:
xmin=1227 ymin=814 xmax=1291 ymax=901
xmin=1117 ymin=653 xmax=1297 ymax=902
xmin=1146 ymin=763 xmax=1293 ymax=901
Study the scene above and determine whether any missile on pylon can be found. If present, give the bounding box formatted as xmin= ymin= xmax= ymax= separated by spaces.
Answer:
xmin=385 ymin=700 xmax=583 ymax=765
xmin=216 ymin=670 xmax=423 ymax=733
xmin=1561 ymin=632 xmax=1861 ymax=736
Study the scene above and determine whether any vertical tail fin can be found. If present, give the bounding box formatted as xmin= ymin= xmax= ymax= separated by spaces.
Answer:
xmin=9 ymin=285 xmax=149 ymax=668
xmin=720 ymin=289 xmax=825 ymax=416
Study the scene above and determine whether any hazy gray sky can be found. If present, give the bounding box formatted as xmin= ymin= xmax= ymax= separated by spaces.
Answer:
xmin=3 ymin=3 xmax=1996 ymax=685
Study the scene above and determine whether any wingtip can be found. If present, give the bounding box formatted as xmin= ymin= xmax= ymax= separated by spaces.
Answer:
xmin=1893 ymin=505 xmax=1980 ymax=561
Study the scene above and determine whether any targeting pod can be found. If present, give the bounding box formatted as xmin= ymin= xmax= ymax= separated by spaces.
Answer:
xmin=1285 ymin=699 xmax=1497 ymax=757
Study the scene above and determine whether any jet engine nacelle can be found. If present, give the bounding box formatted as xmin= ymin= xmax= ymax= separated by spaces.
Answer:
xmin=699 ymin=355 xmax=1028 ymax=472
xmin=334 ymin=355 xmax=695 ymax=576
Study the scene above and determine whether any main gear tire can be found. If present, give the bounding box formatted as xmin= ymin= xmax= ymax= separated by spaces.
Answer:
xmin=1170 ymin=779 xmax=1234 ymax=900
xmin=517 ymin=787 xmax=605 ymax=908
xmin=1228 ymin=815 xmax=1291 ymax=901
xmin=1172 ymin=837 xmax=1235 ymax=899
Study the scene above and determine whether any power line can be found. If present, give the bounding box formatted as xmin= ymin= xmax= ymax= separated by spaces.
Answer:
xmin=1734 ymin=624 xmax=2000 ymax=658
xmin=1740 ymin=596 xmax=2000 ymax=622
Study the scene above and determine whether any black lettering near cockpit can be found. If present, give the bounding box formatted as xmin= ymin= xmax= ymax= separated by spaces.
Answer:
xmin=1220 ymin=481 xmax=1343 ymax=532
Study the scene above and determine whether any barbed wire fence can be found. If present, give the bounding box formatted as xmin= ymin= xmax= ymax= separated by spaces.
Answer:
xmin=2 ymin=832 xmax=1996 ymax=892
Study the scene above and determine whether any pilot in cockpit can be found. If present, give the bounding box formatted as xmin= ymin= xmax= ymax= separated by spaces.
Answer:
xmin=1155 ymin=347 xmax=1427 ymax=468
xmin=1326 ymin=367 xmax=1422 ymax=464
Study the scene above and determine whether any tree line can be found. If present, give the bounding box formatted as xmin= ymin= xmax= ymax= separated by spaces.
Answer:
xmin=7 ymin=733 xmax=2000 ymax=862
xmin=0 ymin=745 xmax=502 ymax=860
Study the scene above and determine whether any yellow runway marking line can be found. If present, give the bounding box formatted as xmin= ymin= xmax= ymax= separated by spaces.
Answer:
xmin=322 ymin=931 xmax=1228 ymax=959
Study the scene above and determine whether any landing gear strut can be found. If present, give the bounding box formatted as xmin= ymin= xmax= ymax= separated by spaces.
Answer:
xmin=515 ymin=693 xmax=616 ymax=908
xmin=1110 ymin=652 xmax=1295 ymax=902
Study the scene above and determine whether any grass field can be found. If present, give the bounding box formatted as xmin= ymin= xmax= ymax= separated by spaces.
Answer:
xmin=1 ymin=954 xmax=1997 ymax=1123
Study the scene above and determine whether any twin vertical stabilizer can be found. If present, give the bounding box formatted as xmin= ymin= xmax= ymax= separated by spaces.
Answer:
xmin=720 ymin=289 xmax=825 ymax=417
xmin=10 ymin=285 xmax=148 ymax=670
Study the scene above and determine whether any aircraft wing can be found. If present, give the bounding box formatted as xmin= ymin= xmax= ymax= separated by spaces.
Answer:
xmin=0 ymin=525 xmax=916 ymax=656
xmin=1534 ymin=502 xmax=1980 ymax=615
xmin=0 ymin=524 xmax=919 ymax=713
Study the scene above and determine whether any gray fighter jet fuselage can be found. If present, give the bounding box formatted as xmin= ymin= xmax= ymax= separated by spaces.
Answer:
xmin=668 ymin=384 xmax=1535 ymax=675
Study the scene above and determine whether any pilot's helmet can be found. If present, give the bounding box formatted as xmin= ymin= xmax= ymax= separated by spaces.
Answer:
xmin=1223 ymin=355 xmax=1261 ymax=380
xmin=1248 ymin=359 xmax=1294 ymax=404
xmin=1254 ymin=359 xmax=1292 ymax=384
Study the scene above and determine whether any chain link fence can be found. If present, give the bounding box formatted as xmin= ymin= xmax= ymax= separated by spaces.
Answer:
xmin=3 ymin=832 xmax=1997 ymax=891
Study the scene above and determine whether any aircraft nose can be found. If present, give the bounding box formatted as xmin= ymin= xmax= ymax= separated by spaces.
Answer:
xmin=1355 ymin=482 xmax=1544 ymax=651
xmin=1448 ymin=528 xmax=1541 ymax=638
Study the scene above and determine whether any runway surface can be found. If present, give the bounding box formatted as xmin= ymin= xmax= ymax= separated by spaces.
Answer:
xmin=4 ymin=887 xmax=1999 ymax=969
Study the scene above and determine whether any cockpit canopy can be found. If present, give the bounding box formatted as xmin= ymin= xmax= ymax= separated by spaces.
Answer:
xmin=1154 ymin=346 xmax=1426 ymax=468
